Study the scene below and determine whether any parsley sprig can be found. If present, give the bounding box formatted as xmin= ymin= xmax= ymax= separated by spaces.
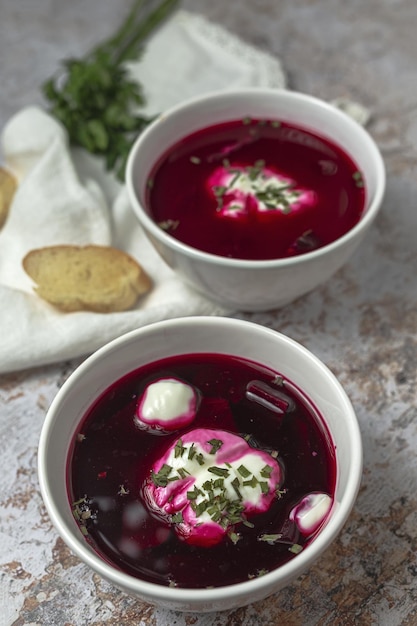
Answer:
xmin=42 ymin=0 xmax=180 ymax=181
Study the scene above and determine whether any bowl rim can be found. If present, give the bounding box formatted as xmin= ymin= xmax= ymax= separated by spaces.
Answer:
xmin=125 ymin=87 xmax=386 ymax=269
xmin=38 ymin=316 xmax=363 ymax=606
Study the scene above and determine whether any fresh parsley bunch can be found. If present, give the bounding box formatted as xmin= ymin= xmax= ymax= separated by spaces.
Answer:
xmin=42 ymin=0 xmax=179 ymax=181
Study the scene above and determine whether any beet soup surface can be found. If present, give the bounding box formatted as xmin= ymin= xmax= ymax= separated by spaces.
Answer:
xmin=145 ymin=118 xmax=366 ymax=260
xmin=67 ymin=353 xmax=337 ymax=589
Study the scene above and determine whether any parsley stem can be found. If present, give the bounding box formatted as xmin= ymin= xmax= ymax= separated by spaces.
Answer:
xmin=103 ymin=0 xmax=147 ymax=54
xmin=114 ymin=0 xmax=180 ymax=65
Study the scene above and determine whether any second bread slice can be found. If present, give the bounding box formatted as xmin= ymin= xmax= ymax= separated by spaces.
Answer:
xmin=23 ymin=244 xmax=152 ymax=313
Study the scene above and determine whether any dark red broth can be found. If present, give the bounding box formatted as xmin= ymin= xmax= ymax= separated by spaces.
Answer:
xmin=67 ymin=353 xmax=337 ymax=589
xmin=145 ymin=118 xmax=365 ymax=260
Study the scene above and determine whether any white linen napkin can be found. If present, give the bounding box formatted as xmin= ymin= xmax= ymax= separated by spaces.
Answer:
xmin=0 ymin=10 xmax=288 ymax=374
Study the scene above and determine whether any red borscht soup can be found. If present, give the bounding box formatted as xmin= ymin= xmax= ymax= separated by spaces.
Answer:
xmin=68 ymin=353 xmax=336 ymax=589
xmin=145 ymin=118 xmax=365 ymax=260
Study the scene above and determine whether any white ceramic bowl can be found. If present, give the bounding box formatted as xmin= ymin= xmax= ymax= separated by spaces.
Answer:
xmin=38 ymin=316 xmax=362 ymax=613
xmin=125 ymin=88 xmax=385 ymax=312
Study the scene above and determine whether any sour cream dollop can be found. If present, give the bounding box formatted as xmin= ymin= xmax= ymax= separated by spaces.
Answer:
xmin=208 ymin=163 xmax=316 ymax=218
xmin=290 ymin=492 xmax=332 ymax=536
xmin=142 ymin=428 xmax=283 ymax=547
xmin=136 ymin=378 xmax=198 ymax=431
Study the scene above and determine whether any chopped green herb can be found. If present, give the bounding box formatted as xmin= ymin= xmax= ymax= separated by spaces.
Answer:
xmin=258 ymin=533 xmax=283 ymax=545
xmin=188 ymin=443 xmax=196 ymax=460
xmin=195 ymin=453 xmax=205 ymax=466
xmin=171 ymin=512 xmax=184 ymax=524
xmin=212 ymin=478 xmax=225 ymax=490
xmin=177 ymin=467 xmax=190 ymax=479
xmin=228 ymin=203 xmax=242 ymax=212
xmin=242 ymin=519 xmax=255 ymax=528
xmin=231 ymin=477 xmax=242 ymax=499
xmin=152 ymin=463 xmax=173 ymax=487
xmin=242 ymin=116 xmax=252 ymax=125
xmin=174 ymin=439 xmax=186 ymax=458
xmin=193 ymin=501 xmax=208 ymax=516
xmin=243 ymin=475 xmax=259 ymax=489
xmin=255 ymin=184 xmax=296 ymax=211
xmin=186 ymin=486 xmax=201 ymax=500
xmin=208 ymin=466 xmax=230 ymax=478
xmin=294 ymin=229 xmax=320 ymax=251
xmin=259 ymin=481 xmax=269 ymax=494
xmin=260 ymin=464 xmax=273 ymax=479
xmin=207 ymin=438 xmax=224 ymax=454
xmin=228 ymin=531 xmax=242 ymax=545
xmin=158 ymin=219 xmax=179 ymax=231
xmin=257 ymin=568 xmax=269 ymax=577
xmin=202 ymin=479 xmax=214 ymax=493
xmin=228 ymin=171 xmax=241 ymax=188
xmin=237 ymin=464 xmax=251 ymax=478
xmin=71 ymin=496 xmax=94 ymax=535
xmin=247 ymin=160 xmax=265 ymax=181
xmin=72 ymin=497 xmax=88 ymax=507
xmin=190 ymin=155 xmax=201 ymax=164
xmin=227 ymin=504 xmax=245 ymax=525
xmin=289 ymin=543 xmax=303 ymax=555
xmin=353 ymin=170 xmax=364 ymax=188
xmin=248 ymin=568 xmax=269 ymax=579
xmin=275 ymin=488 xmax=287 ymax=499
xmin=212 ymin=184 xmax=228 ymax=210
xmin=208 ymin=508 xmax=222 ymax=522
xmin=212 ymin=185 xmax=227 ymax=197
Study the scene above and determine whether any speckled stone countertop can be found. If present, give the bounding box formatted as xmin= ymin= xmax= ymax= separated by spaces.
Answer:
xmin=1 ymin=1 xmax=417 ymax=624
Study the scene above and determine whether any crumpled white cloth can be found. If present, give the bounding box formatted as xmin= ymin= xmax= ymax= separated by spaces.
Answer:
xmin=0 ymin=10 xmax=288 ymax=374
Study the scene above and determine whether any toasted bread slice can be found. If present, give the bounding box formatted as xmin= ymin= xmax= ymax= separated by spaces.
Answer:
xmin=0 ymin=166 xmax=17 ymax=229
xmin=23 ymin=244 xmax=152 ymax=313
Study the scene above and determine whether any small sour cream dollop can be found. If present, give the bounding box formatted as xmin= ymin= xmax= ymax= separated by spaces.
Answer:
xmin=290 ymin=492 xmax=332 ymax=536
xmin=142 ymin=428 xmax=283 ymax=547
xmin=136 ymin=378 xmax=198 ymax=432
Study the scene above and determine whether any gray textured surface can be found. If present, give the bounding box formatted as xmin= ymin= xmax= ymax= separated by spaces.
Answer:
xmin=1 ymin=1 xmax=417 ymax=624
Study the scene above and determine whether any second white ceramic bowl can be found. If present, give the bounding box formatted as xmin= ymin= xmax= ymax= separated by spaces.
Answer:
xmin=126 ymin=88 xmax=385 ymax=312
